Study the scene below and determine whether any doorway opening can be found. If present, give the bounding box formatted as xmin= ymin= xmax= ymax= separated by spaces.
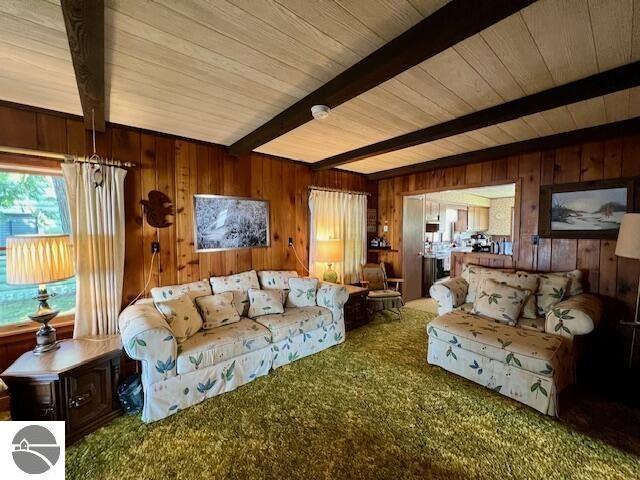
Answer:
xmin=402 ymin=183 xmax=516 ymax=302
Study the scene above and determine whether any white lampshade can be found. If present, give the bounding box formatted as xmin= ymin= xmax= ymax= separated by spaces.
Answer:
xmin=315 ymin=239 xmax=343 ymax=263
xmin=6 ymin=234 xmax=75 ymax=285
xmin=615 ymin=213 xmax=640 ymax=260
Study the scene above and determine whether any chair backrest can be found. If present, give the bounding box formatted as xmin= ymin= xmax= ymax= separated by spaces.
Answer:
xmin=361 ymin=262 xmax=388 ymax=291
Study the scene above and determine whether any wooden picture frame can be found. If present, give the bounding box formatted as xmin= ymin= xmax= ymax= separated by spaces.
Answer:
xmin=193 ymin=195 xmax=270 ymax=252
xmin=539 ymin=178 xmax=637 ymax=239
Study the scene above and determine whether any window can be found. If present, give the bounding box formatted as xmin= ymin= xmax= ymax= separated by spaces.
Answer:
xmin=0 ymin=171 xmax=75 ymax=327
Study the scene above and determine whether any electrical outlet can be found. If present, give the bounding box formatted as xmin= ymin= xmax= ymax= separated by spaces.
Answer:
xmin=532 ymin=235 xmax=539 ymax=246
xmin=152 ymin=241 xmax=160 ymax=253
xmin=288 ymin=237 xmax=293 ymax=247
xmin=383 ymin=225 xmax=389 ymax=233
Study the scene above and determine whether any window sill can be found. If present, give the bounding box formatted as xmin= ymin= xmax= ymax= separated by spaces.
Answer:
xmin=0 ymin=312 xmax=74 ymax=338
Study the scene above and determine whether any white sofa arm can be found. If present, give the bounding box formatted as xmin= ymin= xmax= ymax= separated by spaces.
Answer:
xmin=429 ymin=277 xmax=468 ymax=315
xmin=545 ymin=293 xmax=603 ymax=340
xmin=119 ymin=303 xmax=178 ymax=385
xmin=317 ymin=282 xmax=348 ymax=324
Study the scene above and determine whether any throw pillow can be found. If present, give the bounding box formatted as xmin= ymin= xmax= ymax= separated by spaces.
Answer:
xmin=286 ymin=277 xmax=319 ymax=307
xmin=461 ymin=264 xmax=515 ymax=303
xmin=195 ymin=292 xmax=240 ymax=329
xmin=478 ymin=271 xmax=539 ymax=319
xmin=472 ymin=279 xmax=531 ymax=326
xmin=150 ymin=279 xmax=212 ymax=302
xmin=535 ymin=274 xmax=570 ymax=315
xmin=248 ymin=288 xmax=285 ymax=318
xmin=258 ymin=270 xmax=299 ymax=290
xmin=210 ymin=270 xmax=260 ymax=316
xmin=154 ymin=294 xmax=203 ymax=343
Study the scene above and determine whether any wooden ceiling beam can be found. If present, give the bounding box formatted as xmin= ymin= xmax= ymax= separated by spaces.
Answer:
xmin=315 ymin=62 xmax=640 ymax=170
xmin=228 ymin=0 xmax=536 ymax=156
xmin=366 ymin=117 xmax=640 ymax=181
xmin=61 ymin=0 xmax=105 ymax=132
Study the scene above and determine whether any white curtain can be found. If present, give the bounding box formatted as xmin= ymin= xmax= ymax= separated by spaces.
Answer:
xmin=62 ymin=162 xmax=127 ymax=338
xmin=309 ymin=189 xmax=367 ymax=284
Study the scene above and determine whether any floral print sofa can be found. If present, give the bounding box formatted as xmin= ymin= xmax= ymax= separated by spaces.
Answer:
xmin=118 ymin=270 xmax=347 ymax=423
xmin=428 ymin=265 xmax=603 ymax=416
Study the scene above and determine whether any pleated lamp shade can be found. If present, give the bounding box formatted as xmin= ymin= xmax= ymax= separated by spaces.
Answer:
xmin=6 ymin=234 xmax=75 ymax=285
xmin=615 ymin=214 xmax=640 ymax=260
xmin=315 ymin=239 xmax=344 ymax=263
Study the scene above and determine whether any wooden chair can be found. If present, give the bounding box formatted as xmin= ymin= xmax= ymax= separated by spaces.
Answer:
xmin=361 ymin=263 xmax=404 ymax=319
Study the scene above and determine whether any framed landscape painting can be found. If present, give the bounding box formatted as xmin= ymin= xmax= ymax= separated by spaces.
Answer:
xmin=193 ymin=195 xmax=270 ymax=252
xmin=539 ymin=178 xmax=636 ymax=239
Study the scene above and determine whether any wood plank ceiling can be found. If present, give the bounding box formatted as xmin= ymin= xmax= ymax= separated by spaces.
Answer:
xmin=0 ymin=0 xmax=638 ymax=175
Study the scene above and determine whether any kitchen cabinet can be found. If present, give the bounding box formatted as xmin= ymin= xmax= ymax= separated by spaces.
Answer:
xmin=468 ymin=206 xmax=489 ymax=231
xmin=455 ymin=209 xmax=468 ymax=232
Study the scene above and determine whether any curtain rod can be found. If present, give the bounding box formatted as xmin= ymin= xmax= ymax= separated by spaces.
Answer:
xmin=0 ymin=145 xmax=136 ymax=168
xmin=308 ymin=185 xmax=370 ymax=196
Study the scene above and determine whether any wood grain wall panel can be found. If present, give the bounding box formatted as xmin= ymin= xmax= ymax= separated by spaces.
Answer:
xmin=0 ymin=103 xmax=367 ymax=315
xmin=603 ymin=138 xmax=623 ymax=178
xmin=36 ymin=114 xmax=67 ymax=152
xmin=0 ymin=106 xmax=36 ymax=148
xmin=599 ymin=240 xmax=618 ymax=297
xmin=154 ymin=136 xmax=177 ymax=286
xmin=580 ymin=141 xmax=604 ymax=181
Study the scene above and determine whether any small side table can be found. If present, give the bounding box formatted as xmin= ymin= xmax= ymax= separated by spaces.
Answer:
xmin=344 ymin=284 xmax=369 ymax=331
xmin=1 ymin=335 xmax=123 ymax=445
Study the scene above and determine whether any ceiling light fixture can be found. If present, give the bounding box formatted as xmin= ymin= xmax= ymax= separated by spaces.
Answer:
xmin=311 ymin=105 xmax=330 ymax=120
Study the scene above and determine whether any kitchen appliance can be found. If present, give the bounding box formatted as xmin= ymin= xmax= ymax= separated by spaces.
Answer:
xmin=471 ymin=233 xmax=490 ymax=252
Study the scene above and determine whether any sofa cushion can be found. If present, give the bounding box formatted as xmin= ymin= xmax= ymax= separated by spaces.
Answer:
xmin=461 ymin=264 xmax=514 ymax=303
xmin=176 ymin=319 xmax=271 ymax=374
xmin=195 ymin=292 xmax=240 ymax=329
xmin=154 ymin=295 xmax=203 ymax=343
xmin=286 ymin=277 xmax=318 ymax=308
xmin=534 ymin=274 xmax=570 ymax=316
xmin=518 ymin=316 xmax=546 ymax=333
xmin=210 ymin=270 xmax=260 ymax=316
xmin=150 ymin=280 xmax=212 ymax=302
xmin=248 ymin=288 xmax=284 ymax=318
xmin=545 ymin=293 xmax=602 ymax=339
xmin=254 ymin=306 xmax=333 ymax=342
xmin=549 ymin=269 xmax=584 ymax=297
xmin=427 ymin=310 xmax=569 ymax=377
xmin=258 ymin=270 xmax=299 ymax=290
xmin=479 ymin=271 xmax=539 ymax=319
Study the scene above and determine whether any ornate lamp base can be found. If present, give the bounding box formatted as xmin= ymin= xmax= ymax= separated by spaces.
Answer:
xmin=322 ymin=263 xmax=338 ymax=283
xmin=29 ymin=285 xmax=60 ymax=355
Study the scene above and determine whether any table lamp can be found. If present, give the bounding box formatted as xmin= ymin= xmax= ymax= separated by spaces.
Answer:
xmin=316 ymin=239 xmax=343 ymax=283
xmin=615 ymin=213 xmax=640 ymax=367
xmin=6 ymin=234 xmax=74 ymax=354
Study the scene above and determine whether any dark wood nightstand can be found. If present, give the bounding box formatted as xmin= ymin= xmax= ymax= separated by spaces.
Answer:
xmin=344 ymin=284 xmax=369 ymax=331
xmin=1 ymin=336 xmax=123 ymax=445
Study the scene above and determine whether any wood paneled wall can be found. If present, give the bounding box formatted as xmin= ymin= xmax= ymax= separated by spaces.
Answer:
xmin=376 ymin=134 xmax=640 ymax=364
xmin=0 ymin=103 xmax=370 ymax=307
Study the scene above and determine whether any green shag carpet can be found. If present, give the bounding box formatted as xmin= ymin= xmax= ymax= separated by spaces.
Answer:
xmin=68 ymin=308 xmax=640 ymax=480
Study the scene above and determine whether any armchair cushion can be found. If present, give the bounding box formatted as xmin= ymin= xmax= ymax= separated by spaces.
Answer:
xmin=154 ymin=295 xmax=203 ymax=343
xmin=545 ymin=293 xmax=603 ymax=339
xmin=430 ymin=277 xmax=468 ymax=314
xmin=195 ymin=292 xmax=240 ymax=329
xmin=210 ymin=270 xmax=260 ymax=316
xmin=534 ymin=274 xmax=570 ymax=316
xmin=461 ymin=264 xmax=514 ymax=303
xmin=472 ymin=279 xmax=531 ymax=326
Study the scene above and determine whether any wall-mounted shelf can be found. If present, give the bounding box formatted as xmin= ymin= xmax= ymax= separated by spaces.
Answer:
xmin=368 ymin=248 xmax=398 ymax=253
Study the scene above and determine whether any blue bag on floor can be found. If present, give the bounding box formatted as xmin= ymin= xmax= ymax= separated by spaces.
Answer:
xmin=117 ymin=375 xmax=144 ymax=414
